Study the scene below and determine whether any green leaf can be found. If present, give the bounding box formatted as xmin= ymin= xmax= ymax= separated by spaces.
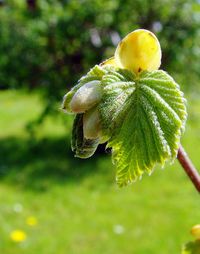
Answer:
xmin=99 ymin=69 xmax=187 ymax=187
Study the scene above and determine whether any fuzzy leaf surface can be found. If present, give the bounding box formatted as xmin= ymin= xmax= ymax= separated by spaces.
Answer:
xmin=99 ymin=70 xmax=187 ymax=186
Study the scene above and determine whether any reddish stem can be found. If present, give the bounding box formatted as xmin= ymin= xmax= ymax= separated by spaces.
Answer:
xmin=177 ymin=145 xmax=200 ymax=193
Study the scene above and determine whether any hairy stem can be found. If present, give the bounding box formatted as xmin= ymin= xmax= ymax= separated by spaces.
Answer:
xmin=177 ymin=145 xmax=200 ymax=193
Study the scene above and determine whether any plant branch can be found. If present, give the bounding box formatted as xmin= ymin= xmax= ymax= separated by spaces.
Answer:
xmin=177 ymin=145 xmax=200 ymax=193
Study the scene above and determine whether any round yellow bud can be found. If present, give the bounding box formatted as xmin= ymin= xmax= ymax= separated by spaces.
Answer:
xmin=191 ymin=224 xmax=200 ymax=239
xmin=114 ymin=29 xmax=161 ymax=74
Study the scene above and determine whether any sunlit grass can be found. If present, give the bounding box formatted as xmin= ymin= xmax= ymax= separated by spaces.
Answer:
xmin=0 ymin=90 xmax=199 ymax=254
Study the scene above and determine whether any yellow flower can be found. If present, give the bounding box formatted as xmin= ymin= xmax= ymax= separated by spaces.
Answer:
xmin=191 ymin=224 xmax=200 ymax=239
xmin=102 ymin=29 xmax=161 ymax=74
xmin=10 ymin=230 xmax=27 ymax=242
xmin=26 ymin=216 xmax=38 ymax=226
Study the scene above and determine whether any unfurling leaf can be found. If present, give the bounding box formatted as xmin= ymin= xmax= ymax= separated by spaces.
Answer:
xmin=99 ymin=69 xmax=187 ymax=186
xmin=70 ymin=80 xmax=102 ymax=113
xmin=71 ymin=114 xmax=99 ymax=159
xmin=62 ymin=65 xmax=106 ymax=113
xmin=63 ymin=65 xmax=110 ymax=158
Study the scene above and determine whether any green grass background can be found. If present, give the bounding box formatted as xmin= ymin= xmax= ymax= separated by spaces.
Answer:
xmin=0 ymin=90 xmax=199 ymax=254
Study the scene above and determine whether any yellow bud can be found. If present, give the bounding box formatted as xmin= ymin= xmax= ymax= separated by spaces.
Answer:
xmin=83 ymin=108 xmax=101 ymax=139
xmin=191 ymin=224 xmax=200 ymax=239
xmin=115 ymin=29 xmax=161 ymax=74
xmin=26 ymin=216 xmax=38 ymax=226
xmin=70 ymin=80 xmax=101 ymax=113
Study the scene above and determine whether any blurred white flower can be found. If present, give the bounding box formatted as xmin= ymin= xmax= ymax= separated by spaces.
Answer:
xmin=113 ymin=224 xmax=125 ymax=235
xmin=13 ymin=203 xmax=23 ymax=213
xmin=90 ymin=28 xmax=102 ymax=47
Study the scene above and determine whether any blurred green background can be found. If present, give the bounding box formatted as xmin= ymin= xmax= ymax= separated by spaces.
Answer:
xmin=0 ymin=0 xmax=200 ymax=253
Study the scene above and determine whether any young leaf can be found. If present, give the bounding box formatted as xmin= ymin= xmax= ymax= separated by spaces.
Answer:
xmin=99 ymin=69 xmax=187 ymax=187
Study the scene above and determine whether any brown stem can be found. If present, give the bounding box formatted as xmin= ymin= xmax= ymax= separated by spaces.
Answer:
xmin=177 ymin=145 xmax=200 ymax=193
